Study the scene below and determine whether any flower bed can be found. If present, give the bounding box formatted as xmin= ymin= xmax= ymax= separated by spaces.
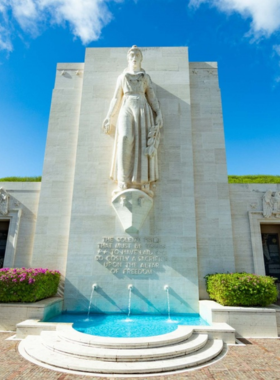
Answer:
xmin=205 ymin=273 xmax=278 ymax=307
xmin=0 ymin=268 xmax=60 ymax=303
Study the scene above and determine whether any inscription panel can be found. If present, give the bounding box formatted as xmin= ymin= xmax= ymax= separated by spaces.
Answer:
xmin=96 ymin=237 xmax=167 ymax=275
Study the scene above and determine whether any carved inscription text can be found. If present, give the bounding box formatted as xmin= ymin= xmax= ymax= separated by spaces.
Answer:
xmin=96 ymin=237 xmax=167 ymax=275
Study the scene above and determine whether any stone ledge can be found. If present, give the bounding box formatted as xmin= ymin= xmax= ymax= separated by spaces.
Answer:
xmin=15 ymin=318 xmax=235 ymax=344
xmin=0 ymin=297 xmax=63 ymax=331
xmin=199 ymin=300 xmax=279 ymax=338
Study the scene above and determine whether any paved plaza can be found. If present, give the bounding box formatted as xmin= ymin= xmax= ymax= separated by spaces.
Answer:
xmin=1 ymin=333 xmax=280 ymax=379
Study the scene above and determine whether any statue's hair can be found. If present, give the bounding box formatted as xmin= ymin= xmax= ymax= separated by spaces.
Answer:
xmin=127 ymin=45 xmax=143 ymax=61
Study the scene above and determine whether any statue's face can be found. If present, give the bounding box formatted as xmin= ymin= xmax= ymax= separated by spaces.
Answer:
xmin=127 ymin=50 xmax=142 ymax=66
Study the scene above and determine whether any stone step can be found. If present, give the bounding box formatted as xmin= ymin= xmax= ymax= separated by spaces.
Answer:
xmin=41 ymin=332 xmax=208 ymax=362
xmin=56 ymin=324 xmax=194 ymax=348
xmin=21 ymin=335 xmax=224 ymax=374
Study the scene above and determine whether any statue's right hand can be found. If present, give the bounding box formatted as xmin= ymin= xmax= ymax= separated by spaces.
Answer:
xmin=102 ymin=118 xmax=111 ymax=134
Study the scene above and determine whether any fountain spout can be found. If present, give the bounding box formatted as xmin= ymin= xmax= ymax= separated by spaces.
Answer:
xmin=88 ymin=283 xmax=98 ymax=316
xmin=164 ymin=285 xmax=171 ymax=319
xmin=127 ymin=284 xmax=133 ymax=317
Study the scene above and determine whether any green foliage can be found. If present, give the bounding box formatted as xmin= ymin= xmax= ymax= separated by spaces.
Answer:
xmin=0 ymin=176 xmax=41 ymax=182
xmin=0 ymin=268 xmax=60 ymax=303
xmin=2 ymin=175 xmax=280 ymax=184
xmin=205 ymin=273 xmax=278 ymax=307
xmin=228 ymin=175 xmax=280 ymax=184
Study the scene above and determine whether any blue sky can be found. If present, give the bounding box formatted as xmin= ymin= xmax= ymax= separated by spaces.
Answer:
xmin=0 ymin=0 xmax=279 ymax=177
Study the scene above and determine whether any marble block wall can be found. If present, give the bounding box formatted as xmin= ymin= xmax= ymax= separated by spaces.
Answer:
xmin=189 ymin=63 xmax=236 ymax=299
xmin=32 ymin=63 xmax=84 ymax=276
xmin=64 ymin=47 xmax=200 ymax=314
xmin=25 ymin=47 xmax=243 ymax=311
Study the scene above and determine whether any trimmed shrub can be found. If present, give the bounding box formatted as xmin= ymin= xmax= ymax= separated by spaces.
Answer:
xmin=205 ymin=273 xmax=278 ymax=307
xmin=228 ymin=175 xmax=280 ymax=184
xmin=0 ymin=268 xmax=60 ymax=303
xmin=0 ymin=176 xmax=41 ymax=182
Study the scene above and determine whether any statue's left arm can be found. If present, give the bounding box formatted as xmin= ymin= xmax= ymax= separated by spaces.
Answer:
xmin=145 ymin=75 xmax=163 ymax=128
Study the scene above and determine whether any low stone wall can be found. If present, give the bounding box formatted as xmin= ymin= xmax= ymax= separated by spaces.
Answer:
xmin=199 ymin=300 xmax=279 ymax=338
xmin=0 ymin=297 xmax=63 ymax=331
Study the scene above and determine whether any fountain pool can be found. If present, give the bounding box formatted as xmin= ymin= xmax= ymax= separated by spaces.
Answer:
xmin=46 ymin=313 xmax=209 ymax=338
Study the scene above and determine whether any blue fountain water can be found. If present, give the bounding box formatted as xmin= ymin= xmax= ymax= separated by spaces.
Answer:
xmin=46 ymin=313 xmax=208 ymax=338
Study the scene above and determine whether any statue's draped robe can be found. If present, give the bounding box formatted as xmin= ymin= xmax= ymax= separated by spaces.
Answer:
xmin=110 ymin=70 xmax=160 ymax=187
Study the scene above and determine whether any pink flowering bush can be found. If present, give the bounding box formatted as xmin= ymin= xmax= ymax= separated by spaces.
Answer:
xmin=205 ymin=273 xmax=277 ymax=307
xmin=0 ymin=268 xmax=60 ymax=303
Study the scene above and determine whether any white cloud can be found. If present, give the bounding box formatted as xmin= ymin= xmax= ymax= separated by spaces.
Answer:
xmin=0 ymin=24 xmax=12 ymax=51
xmin=0 ymin=0 xmax=118 ymax=51
xmin=189 ymin=0 xmax=280 ymax=37
xmin=274 ymin=44 xmax=280 ymax=56
xmin=273 ymin=44 xmax=280 ymax=84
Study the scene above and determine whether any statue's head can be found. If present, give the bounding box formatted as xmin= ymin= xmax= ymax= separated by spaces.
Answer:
xmin=127 ymin=45 xmax=143 ymax=66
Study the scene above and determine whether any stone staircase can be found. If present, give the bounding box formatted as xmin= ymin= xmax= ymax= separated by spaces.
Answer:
xmin=19 ymin=325 xmax=225 ymax=374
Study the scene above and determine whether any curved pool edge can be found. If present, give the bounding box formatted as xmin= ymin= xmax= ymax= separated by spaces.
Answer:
xmin=15 ymin=318 xmax=236 ymax=345
xmin=56 ymin=323 xmax=194 ymax=348
xmin=46 ymin=313 xmax=209 ymax=338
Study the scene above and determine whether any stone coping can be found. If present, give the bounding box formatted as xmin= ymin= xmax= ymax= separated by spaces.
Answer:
xmin=0 ymin=297 xmax=62 ymax=308
xmin=16 ymin=318 xmax=236 ymax=344
xmin=56 ymin=324 xmax=193 ymax=348
xmin=199 ymin=300 xmax=279 ymax=338
xmin=0 ymin=297 xmax=63 ymax=331
xmin=202 ymin=300 xmax=278 ymax=313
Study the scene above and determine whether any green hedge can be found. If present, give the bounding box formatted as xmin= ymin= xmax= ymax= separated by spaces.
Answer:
xmin=228 ymin=175 xmax=280 ymax=183
xmin=1 ymin=175 xmax=280 ymax=184
xmin=205 ymin=273 xmax=278 ymax=307
xmin=0 ymin=268 xmax=60 ymax=303
xmin=0 ymin=176 xmax=41 ymax=182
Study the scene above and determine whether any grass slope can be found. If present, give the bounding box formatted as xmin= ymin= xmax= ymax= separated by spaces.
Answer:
xmin=0 ymin=176 xmax=42 ymax=182
xmin=0 ymin=175 xmax=279 ymax=184
xmin=229 ymin=175 xmax=280 ymax=184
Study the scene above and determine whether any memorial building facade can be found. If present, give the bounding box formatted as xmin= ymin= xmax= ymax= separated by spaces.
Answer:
xmin=1 ymin=47 xmax=279 ymax=313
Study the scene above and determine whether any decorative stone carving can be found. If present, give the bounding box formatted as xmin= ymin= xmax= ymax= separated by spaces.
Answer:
xmin=14 ymin=200 xmax=21 ymax=207
xmin=111 ymin=189 xmax=153 ymax=234
xmin=273 ymin=192 xmax=280 ymax=218
xmin=103 ymin=45 xmax=163 ymax=198
xmin=0 ymin=187 xmax=9 ymax=215
xmin=263 ymin=190 xmax=273 ymax=218
xmin=263 ymin=190 xmax=280 ymax=218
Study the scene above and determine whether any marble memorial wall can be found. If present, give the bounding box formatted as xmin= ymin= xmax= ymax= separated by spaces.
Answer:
xmin=62 ymin=47 xmax=200 ymax=314
xmin=26 ymin=46 xmax=269 ymax=313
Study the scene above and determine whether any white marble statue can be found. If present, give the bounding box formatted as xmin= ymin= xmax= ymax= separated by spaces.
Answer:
xmin=102 ymin=46 xmax=163 ymax=197
xmin=263 ymin=190 xmax=273 ymax=218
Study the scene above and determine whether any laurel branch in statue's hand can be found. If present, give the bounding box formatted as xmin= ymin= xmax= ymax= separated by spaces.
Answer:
xmin=155 ymin=113 xmax=163 ymax=129
xmin=145 ymin=125 xmax=160 ymax=158
xmin=102 ymin=118 xmax=111 ymax=134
